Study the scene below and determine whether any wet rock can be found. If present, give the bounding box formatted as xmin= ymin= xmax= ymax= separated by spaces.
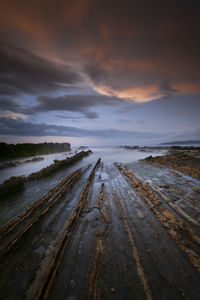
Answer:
xmin=0 ymin=156 xmax=44 ymax=169
xmin=159 ymin=183 xmax=170 ymax=189
xmin=0 ymin=161 xmax=20 ymax=169
xmin=143 ymin=150 xmax=200 ymax=180
xmin=85 ymin=208 xmax=100 ymax=222
xmin=28 ymin=150 xmax=92 ymax=180
xmin=28 ymin=157 xmax=44 ymax=162
xmin=0 ymin=176 xmax=25 ymax=198
xmin=0 ymin=150 xmax=93 ymax=198
xmin=78 ymin=146 xmax=89 ymax=150
xmin=145 ymin=155 xmax=153 ymax=160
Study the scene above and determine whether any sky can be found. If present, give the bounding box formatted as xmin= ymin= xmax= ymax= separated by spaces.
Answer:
xmin=0 ymin=0 xmax=200 ymax=146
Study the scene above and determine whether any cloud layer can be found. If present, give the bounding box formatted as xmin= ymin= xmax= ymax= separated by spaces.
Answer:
xmin=0 ymin=117 xmax=158 ymax=140
xmin=1 ymin=0 xmax=199 ymax=102
xmin=0 ymin=0 xmax=199 ymax=144
xmin=0 ymin=44 xmax=82 ymax=97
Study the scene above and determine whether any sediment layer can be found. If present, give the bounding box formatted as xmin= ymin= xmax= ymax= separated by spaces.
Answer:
xmin=0 ymin=150 xmax=92 ymax=198
xmin=144 ymin=150 xmax=200 ymax=180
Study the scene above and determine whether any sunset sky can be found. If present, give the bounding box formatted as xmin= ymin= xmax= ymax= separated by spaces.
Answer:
xmin=0 ymin=0 xmax=200 ymax=146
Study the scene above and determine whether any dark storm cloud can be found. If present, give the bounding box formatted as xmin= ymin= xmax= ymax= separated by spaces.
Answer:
xmin=81 ymin=0 xmax=200 ymax=98
xmin=0 ymin=93 xmax=121 ymax=120
xmin=0 ymin=98 xmax=21 ymax=112
xmin=156 ymin=83 xmax=180 ymax=99
xmin=0 ymin=44 xmax=82 ymax=97
xmin=0 ymin=97 xmax=36 ymax=117
xmin=0 ymin=117 xmax=158 ymax=139
xmin=0 ymin=0 xmax=200 ymax=101
xmin=84 ymin=63 xmax=109 ymax=85
xmin=33 ymin=94 xmax=120 ymax=118
xmin=0 ymin=0 xmax=199 ymax=143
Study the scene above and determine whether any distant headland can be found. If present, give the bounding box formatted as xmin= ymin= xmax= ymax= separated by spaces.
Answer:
xmin=160 ymin=140 xmax=200 ymax=145
xmin=0 ymin=142 xmax=71 ymax=160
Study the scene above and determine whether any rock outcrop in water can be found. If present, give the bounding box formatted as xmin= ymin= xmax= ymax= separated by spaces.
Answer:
xmin=28 ymin=150 xmax=92 ymax=179
xmin=78 ymin=146 xmax=89 ymax=150
xmin=0 ymin=150 xmax=92 ymax=198
xmin=0 ymin=142 xmax=71 ymax=160
xmin=0 ymin=157 xmax=44 ymax=169
xmin=120 ymin=145 xmax=169 ymax=151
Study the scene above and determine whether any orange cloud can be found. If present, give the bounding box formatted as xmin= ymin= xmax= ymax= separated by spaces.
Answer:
xmin=0 ymin=0 xmax=200 ymax=105
xmin=0 ymin=111 xmax=28 ymax=120
xmin=91 ymin=84 xmax=163 ymax=103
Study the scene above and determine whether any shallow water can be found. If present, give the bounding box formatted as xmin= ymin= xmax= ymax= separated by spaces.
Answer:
xmin=87 ymin=146 xmax=166 ymax=164
xmin=0 ymin=151 xmax=75 ymax=184
xmin=0 ymin=146 xmax=166 ymax=184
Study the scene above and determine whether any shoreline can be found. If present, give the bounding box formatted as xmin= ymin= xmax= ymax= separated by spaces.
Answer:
xmin=144 ymin=148 xmax=200 ymax=180
xmin=0 ymin=150 xmax=92 ymax=198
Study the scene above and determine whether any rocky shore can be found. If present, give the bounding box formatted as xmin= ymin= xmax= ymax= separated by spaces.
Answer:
xmin=0 ymin=157 xmax=44 ymax=169
xmin=121 ymin=145 xmax=170 ymax=151
xmin=0 ymin=150 xmax=92 ymax=198
xmin=144 ymin=148 xmax=200 ymax=180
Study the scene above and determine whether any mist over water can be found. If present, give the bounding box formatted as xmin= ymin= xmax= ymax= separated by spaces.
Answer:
xmin=0 ymin=152 xmax=69 ymax=184
xmin=0 ymin=147 xmax=166 ymax=184
xmin=84 ymin=147 xmax=166 ymax=164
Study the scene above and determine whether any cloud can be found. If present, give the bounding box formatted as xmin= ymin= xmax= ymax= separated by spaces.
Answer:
xmin=80 ymin=1 xmax=200 ymax=101
xmin=0 ymin=1 xmax=200 ymax=103
xmin=0 ymin=0 xmax=199 ymax=146
xmin=0 ymin=0 xmax=200 ymax=101
xmin=0 ymin=44 xmax=82 ymax=97
xmin=32 ymin=94 xmax=120 ymax=118
xmin=84 ymin=54 xmax=199 ymax=101
xmin=0 ymin=98 xmax=22 ymax=112
xmin=0 ymin=97 xmax=34 ymax=119
xmin=118 ymin=119 xmax=131 ymax=124
xmin=0 ymin=93 xmax=123 ymax=120
xmin=0 ymin=117 xmax=159 ymax=140
xmin=0 ymin=97 xmax=31 ymax=119
xmin=0 ymin=111 xmax=28 ymax=120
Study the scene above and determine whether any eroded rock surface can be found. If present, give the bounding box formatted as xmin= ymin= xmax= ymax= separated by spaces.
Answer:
xmin=144 ymin=149 xmax=200 ymax=180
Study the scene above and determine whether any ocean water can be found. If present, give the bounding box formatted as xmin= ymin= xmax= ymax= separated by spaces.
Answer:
xmin=0 ymin=146 xmax=166 ymax=184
